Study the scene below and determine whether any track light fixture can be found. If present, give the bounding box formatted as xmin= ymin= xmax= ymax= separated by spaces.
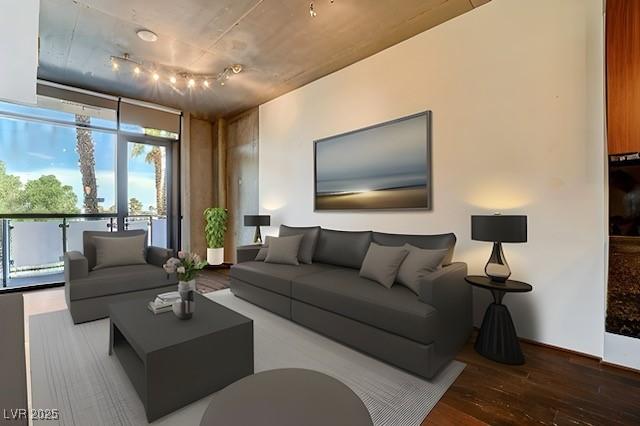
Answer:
xmin=109 ymin=53 xmax=243 ymax=91
xmin=309 ymin=0 xmax=334 ymax=17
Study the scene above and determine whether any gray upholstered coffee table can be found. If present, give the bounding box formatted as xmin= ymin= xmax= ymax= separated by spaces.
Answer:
xmin=200 ymin=368 xmax=373 ymax=426
xmin=108 ymin=292 xmax=253 ymax=422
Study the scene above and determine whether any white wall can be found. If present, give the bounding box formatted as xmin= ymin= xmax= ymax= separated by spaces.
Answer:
xmin=259 ymin=0 xmax=606 ymax=357
xmin=0 ymin=0 xmax=39 ymax=105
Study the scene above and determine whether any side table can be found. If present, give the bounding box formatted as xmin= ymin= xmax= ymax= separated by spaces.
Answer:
xmin=465 ymin=275 xmax=532 ymax=365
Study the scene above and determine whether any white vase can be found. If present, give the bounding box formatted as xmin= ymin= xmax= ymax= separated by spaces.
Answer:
xmin=178 ymin=279 xmax=196 ymax=293
xmin=207 ymin=247 xmax=224 ymax=265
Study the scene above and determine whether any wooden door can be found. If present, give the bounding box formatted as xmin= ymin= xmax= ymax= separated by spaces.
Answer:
xmin=607 ymin=0 xmax=640 ymax=154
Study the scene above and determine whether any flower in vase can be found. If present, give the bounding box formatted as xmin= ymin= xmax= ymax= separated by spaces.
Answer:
xmin=177 ymin=266 xmax=186 ymax=274
xmin=178 ymin=251 xmax=186 ymax=259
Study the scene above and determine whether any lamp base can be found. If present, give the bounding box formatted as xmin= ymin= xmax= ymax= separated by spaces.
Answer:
xmin=253 ymin=226 xmax=262 ymax=244
xmin=485 ymin=242 xmax=511 ymax=282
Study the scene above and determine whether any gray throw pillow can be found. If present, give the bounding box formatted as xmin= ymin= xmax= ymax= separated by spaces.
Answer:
xmin=264 ymin=235 xmax=304 ymax=266
xmin=359 ymin=243 xmax=409 ymax=288
xmin=93 ymin=234 xmax=147 ymax=270
xmin=279 ymin=225 xmax=321 ymax=264
xmin=254 ymin=236 xmax=273 ymax=261
xmin=396 ymin=244 xmax=448 ymax=295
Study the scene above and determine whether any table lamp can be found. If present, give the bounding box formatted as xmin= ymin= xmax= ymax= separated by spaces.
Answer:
xmin=244 ymin=215 xmax=271 ymax=244
xmin=471 ymin=214 xmax=527 ymax=282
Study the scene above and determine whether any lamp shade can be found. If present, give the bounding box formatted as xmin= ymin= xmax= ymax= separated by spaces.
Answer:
xmin=471 ymin=215 xmax=527 ymax=243
xmin=244 ymin=215 xmax=270 ymax=227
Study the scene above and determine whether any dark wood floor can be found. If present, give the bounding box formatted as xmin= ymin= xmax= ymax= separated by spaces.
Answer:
xmin=195 ymin=268 xmax=230 ymax=293
xmin=200 ymin=269 xmax=640 ymax=425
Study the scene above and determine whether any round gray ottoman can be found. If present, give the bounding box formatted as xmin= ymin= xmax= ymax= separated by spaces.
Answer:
xmin=200 ymin=368 xmax=373 ymax=426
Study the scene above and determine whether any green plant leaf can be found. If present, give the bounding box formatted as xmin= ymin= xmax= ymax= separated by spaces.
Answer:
xmin=203 ymin=207 xmax=228 ymax=248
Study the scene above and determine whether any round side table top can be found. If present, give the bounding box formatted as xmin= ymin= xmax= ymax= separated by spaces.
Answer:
xmin=200 ymin=368 xmax=373 ymax=426
xmin=465 ymin=275 xmax=532 ymax=293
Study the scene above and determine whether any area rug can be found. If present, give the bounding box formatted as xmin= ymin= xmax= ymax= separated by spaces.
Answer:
xmin=29 ymin=289 xmax=465 ymax=425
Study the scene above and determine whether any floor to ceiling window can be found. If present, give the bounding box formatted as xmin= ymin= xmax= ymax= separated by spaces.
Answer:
xmin=0 ymin=84 xmax=181 ymax=290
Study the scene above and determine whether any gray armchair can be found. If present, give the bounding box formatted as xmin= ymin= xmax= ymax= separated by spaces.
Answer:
xmin=64 ymin=230 xmax=178 ymax=324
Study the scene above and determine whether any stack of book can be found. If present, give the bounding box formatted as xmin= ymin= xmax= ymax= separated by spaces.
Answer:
xmin=147 ymin=291 xmax=181 ymax=314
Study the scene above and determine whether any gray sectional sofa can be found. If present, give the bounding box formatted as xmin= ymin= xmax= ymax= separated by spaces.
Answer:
xmin=230 ymin=227 xmax=472 ymax=379
xmin=64 ymin=230 xmax=177 ymax=324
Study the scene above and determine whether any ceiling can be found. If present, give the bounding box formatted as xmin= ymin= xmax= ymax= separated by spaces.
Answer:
xmin=38 ymin=0 xmax=490 ymax=120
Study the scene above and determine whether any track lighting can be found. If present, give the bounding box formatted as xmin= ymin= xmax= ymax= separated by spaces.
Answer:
xmin=309 ymin=0 xmax=334 ymax=17
xmin=110 ymin=54 xmax=243 ymax=91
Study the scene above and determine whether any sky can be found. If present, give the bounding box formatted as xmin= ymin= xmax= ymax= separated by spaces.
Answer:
xmin=0 ymin=110 xmax=160 ymax=212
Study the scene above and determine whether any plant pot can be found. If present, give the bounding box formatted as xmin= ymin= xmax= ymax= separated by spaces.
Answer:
xmin=207 ymin=247 xmax=224 ymax=265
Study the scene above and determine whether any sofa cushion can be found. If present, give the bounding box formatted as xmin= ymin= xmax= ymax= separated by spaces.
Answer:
xmin=397 ymin=245 xmax=449 ymax=295
xmin=279 ymin=225 xmax=321 ymax=264
xmin=83 ymin=230 xmax=148 ymax=271
xmin=68 ymin=264 xmax=176 ymax=301
xmin=231 ymin=261 xmax=338 ymax=297
xmin=359 ymin=243 xmax=409 ymax=288
xmin=292 ymin=268 xmax=438 ymax=344
xmin=265 ymin=235 xmax=304 ymax=266
xmin=372 ymin=231 xmax=456 ymax=265
xmin=313 ymin=229 xmax=372 ymax=269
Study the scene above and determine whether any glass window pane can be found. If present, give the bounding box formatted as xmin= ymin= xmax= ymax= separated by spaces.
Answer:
xmin=127 ymin=142 xmax=167 ymax=217
xmin=67 ymin=218 xmax=113 ymax=252
xmin=0 ymin=116 xmax=117 ymax=214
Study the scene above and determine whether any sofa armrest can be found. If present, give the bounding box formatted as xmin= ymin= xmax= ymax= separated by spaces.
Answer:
xmin=236 ymin=245 xmax=262 ymax=263
xmin=419 ymin=262 xmax=468 ymax=305
xmin=147 ymin=246 xmax=174 ymax=267
xmin=419 ymin=262 xmax=472 ymax=354
xmin=64 ymin=251 xmax=89 ymax=282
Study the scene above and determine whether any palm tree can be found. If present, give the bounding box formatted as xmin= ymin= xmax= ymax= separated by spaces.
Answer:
xmin=75 ymin=115 xmax=98 ymax=213
xmin=130 ymin=144 xmax=166 ymax=216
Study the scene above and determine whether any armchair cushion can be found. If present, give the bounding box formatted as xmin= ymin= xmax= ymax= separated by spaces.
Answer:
xmin=83 ymin=230 xmax=147 ymax=270
xmin=93 ymin=234 xmax=147 ymax=270
xmin=67 ymin=264 xmax=176 ymax=301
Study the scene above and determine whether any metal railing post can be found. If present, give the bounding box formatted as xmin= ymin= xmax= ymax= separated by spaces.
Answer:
xmin=1 ymin=220 xmax=8 ymax=288
xmin=59 ymin=218 xmax=69 ymax=254
xmin=148 ymin=215 xmax=153 ymax=245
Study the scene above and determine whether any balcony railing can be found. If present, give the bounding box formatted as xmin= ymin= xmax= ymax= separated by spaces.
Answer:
xmin=0 ymin=213 xmax=168 ymax=289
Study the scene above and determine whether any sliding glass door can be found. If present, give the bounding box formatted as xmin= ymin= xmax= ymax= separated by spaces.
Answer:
xmin=121 ymin=136 xmax=173 ymax=248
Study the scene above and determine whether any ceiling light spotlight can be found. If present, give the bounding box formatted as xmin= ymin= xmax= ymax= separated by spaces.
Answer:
xmin=188 ymin=78 xmax=195 ymax=88
xmin=231 ymin=64 xmax=243 ymax=74
xmin=137 ymin=29 xmax=158 ymax=42
xmin=152 ymin=72 xmax=160 ymax=81
xmin=203 ymin=80 xmax=210 ymax=88
xmin=111 ymin=60 xmax=119 ymax=70
xmin=309 ymin=2 xmax=317 ymax=17
xmin=169 ymin=75 xmax=177 ymax=84
xmin=133 ymin=66 xmax=141 ymax=75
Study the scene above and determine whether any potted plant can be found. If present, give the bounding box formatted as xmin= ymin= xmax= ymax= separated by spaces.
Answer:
xmin=204 ymin=207 xmax=228 ymax=265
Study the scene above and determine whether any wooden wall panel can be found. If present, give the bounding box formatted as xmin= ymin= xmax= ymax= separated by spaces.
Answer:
xmin=225 ymin=108 xmax=259 ymax=263
xmin=187 ymin=117 xmax=215 ymax=259
xmin=607 ymin=0 xmax=640 ymax=154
